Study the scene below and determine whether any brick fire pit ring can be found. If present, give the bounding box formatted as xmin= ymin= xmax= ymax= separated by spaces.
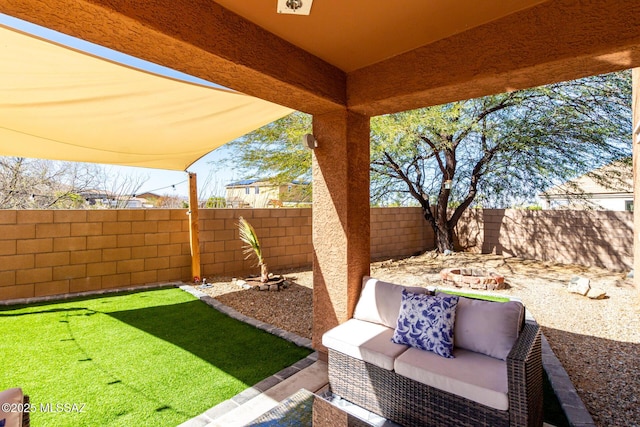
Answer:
xmin=440 ymin=268 xmax=506 ymax=290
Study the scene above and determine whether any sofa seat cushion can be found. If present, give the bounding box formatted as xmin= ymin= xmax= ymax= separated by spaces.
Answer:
xmin=394 ymin=347 xmax=509 ymax=410
xmin=0 ymin=388 xmax=24 ymax=427
xmin=322 ymin=319 xmax=409 ymax=370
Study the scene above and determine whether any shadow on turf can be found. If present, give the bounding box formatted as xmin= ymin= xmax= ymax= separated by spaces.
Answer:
xmin=106 ymin=299 xmax=310 ymax=386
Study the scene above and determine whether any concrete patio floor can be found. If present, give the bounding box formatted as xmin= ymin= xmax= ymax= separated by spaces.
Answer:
xmin=180 ymin=356 xmax=560 ymax=427
xmin=179 ymin=357 xmax=329 ymax=427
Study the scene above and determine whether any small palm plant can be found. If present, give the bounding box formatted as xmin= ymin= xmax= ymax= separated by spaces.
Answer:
xmin=238 ymin=216 xmax=269 ymax=283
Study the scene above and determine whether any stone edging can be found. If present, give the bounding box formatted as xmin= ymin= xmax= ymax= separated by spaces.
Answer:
xmin=541 ymin=334 xmax=596 ymax=427
xmin=0 ymin=282 xmax=182 ymax=306
xmin=179 ymin=285 xmax=313 ymax=349
xmin=178 ymin=352 xmax=319 ymax=426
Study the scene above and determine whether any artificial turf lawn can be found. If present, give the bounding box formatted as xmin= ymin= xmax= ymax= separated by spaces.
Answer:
xmin=438 ymin=289 xmax=511 ymax=302
xmin=0 ymin=287 xmax=312 ymax=427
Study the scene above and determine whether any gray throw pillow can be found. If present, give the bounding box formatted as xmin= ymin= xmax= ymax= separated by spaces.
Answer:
xmin=453 ymin=296 xmax=524 ymax=360
xmin=353 ymin=276 xmax=428 ymax=329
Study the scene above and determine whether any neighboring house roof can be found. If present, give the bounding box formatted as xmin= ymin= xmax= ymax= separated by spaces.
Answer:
xmin=226 ymin=179 xmax=264 ymax=187
xmin=540 ymin=161 xmax=632 ymax=200
xmin=80 ymin=189 xmax=116 ymax=198
xmin=226 ymin=179 xmax=310 ymax=187
xmin=136 ymin=192 xmax=163 ymax=199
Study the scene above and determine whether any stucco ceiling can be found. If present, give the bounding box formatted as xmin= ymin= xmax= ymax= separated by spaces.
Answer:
xmin=215 ymin=0 xmax=548 ymax=72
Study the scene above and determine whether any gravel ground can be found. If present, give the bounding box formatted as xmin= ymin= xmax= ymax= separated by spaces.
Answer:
xmin=194 ymin=252 xmax=640 ymax=427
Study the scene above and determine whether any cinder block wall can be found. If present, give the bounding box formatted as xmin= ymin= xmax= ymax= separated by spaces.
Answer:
xmin=0 ymin=207 xmax=434 ymax=301
xmin=455 ymin=209 xmax=633 ymax=271
xmin=1 ymin=206 xmax=633 ymax=300
xmin=0 ymin=209 xmax=192 ymax=300
xmin=198 ymin=208 xmax=314 ymax=279
xmin=371 ymin=207 xmax=433 ymax=260
xmin=199 ymin=207 xmax=433 ymax=278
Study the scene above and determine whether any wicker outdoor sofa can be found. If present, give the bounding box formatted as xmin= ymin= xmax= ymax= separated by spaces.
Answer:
xmin=0 ymin=388 xmax=30 ymax=427
xmin=322 ymin=277 xmax=543 ymax=427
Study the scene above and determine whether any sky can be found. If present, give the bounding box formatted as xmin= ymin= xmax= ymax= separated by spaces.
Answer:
xmin=0 ymin=13 xmax=251 ymax=198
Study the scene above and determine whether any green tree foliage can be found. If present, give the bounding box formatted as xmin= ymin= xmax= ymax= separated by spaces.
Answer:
xmin=371 ymin=71 xmax=631 ymax=251
xmin=224 ymin=112 xmax=312 ymax=195
xmin=227 ymin=72 xmax=631 ymax=252
xmin=205 ymin=196 xmax=227 ymax=208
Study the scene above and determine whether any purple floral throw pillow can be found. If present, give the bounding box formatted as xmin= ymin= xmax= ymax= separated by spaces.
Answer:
xmin=391 ymin=290 xmax=459 ymax=358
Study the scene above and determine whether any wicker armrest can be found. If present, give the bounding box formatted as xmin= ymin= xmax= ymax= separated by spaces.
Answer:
xmin=506 ymin=322 xmax=543 ymax=427
xmin=22 ymin=395 xmax=30 ymax=427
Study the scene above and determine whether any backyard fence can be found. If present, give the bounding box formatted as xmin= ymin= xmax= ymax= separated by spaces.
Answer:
xmin=455 ymin=209 xmax=633 ymax=272
xmin=0 ymin=207 xmax=632 ymax=301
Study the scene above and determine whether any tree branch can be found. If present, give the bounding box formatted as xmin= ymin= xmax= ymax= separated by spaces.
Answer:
xmin=448 ymin=144 xmax=500 ymax=227
xmin=382 ymin=151 xmax=435 ymax=225
xmin=420 ymin=136 xmax=446 ymax=174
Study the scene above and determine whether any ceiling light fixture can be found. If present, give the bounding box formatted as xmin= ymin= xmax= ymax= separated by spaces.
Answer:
xmin=277 ymin=0 xmax=313 ymax=15
xmin=286 ymin=0 xmax=302 ymax=11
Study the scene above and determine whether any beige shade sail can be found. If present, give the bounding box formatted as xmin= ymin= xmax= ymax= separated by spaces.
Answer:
xmin=0 ymin=24 xmax=293 ymax=171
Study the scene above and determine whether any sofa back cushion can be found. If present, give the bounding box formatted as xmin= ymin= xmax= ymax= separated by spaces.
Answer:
xmin=453 ymin=296 xmax=524 ymax=360
xmin=353 ymin=277 xmax=428 ymax=329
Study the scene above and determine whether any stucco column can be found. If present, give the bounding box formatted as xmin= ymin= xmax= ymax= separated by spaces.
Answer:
xmin=312 ymin=109 xmax=371 ymax=352
xmin=633 ymin=68 xmax=640 ymax=294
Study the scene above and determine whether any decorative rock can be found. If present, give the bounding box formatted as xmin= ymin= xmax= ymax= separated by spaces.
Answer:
xmin=587 ymin=287 xmax=607 ymax=300
xmin=259 ymin=285 xmax=269 ymax=291
xmin=269 ymin=284 xmax=279 ymax=291
xmin=236 ymin=279 xmax=247 ymax=288
xmin=568 ymin=276 xmax=590 ymax=296
xmin=241 ymin=284 xmax=252 ymax=290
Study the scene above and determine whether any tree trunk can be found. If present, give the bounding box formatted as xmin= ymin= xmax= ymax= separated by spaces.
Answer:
xmin=434 ymin=224 xmax=454 ymax=253
xmin=421 ymin=205 xmax=455 ymax=253
xmin=260 ymin=263 xmax=269 ymax=283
